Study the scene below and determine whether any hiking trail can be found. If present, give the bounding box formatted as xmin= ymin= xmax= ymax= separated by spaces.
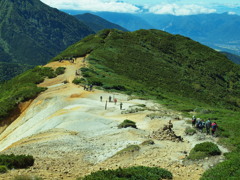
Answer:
xmin=0 ymin=57 xmax=228 ymax=180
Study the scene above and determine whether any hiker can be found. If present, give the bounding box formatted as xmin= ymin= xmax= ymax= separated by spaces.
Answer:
xmin=196 ymin=118 xmax=201 ymax=129
xmin=75 ymin=70 xmax=79 ymax=76
xmin=211 ymin=122 xmax=218 ymax=137
xmin=114 ymin=98 xmax=117 ymax=105
xmin=205 ymin=119 xmax=212 ymax=135
xmin=120 ymin=102 xmax=123 ymax=110
xmin=89 ymin=84 xmax=93 ymax=91
xmin=105 ymin=100 xmax=107 ymax=110
xmin=83 ymin=85 xmax=86 ymax=90
xmin=168 ymin=120 xmax=173 ymax=131
xmin=199 ymin=119 xmax=205 ymax=133
xmin=100 ymin=96 xmax=103 ymax=102
xmin=109 ymin=96 xmax=112 ymax=102
xmin=192 ymin=116 xmax=196 ymax=127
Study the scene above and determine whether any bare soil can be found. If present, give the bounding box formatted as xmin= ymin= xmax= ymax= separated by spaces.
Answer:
xmin=0 ymin=57 xmax=227 ymax=180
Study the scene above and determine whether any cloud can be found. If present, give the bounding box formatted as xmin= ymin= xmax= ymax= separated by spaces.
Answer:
xmin=228 ymin=11 xmax=237 ymax=15
xmin=41 ymin=0 xmax=141 ymax=13
xmin=148 ymin=4 xmax=217 ymax=15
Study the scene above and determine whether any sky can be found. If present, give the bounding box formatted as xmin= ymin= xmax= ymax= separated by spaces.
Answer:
xmin=40 ymin=0 xmax=240 ymax=15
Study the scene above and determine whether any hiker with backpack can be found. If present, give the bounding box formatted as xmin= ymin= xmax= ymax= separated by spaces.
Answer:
xmin=205 ymin=119 xmax=212 ymax=135
xmin=196 ymin=118 xmax=201 ymax=129
xmin=198 ymin=119 xmax=205 ymax=133
xmin=114 ymin=98 xmax=117 ymax=105
xmin=192 ymin=116 xmax=196 ymax=127
xmin=211 ymin=122 xmax=218 ymax=137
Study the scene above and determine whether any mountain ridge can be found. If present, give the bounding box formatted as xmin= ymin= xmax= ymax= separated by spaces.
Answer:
xmin=53 ymin=29 xmax=240 ymax=110
xmin=62 ymin=10 xmax=240 ymax=56
xmin=75 ymin=13 xmax=128 ymax=32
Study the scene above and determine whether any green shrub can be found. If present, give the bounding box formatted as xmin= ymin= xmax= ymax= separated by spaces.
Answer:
xmin=63 ymin=80 xmax=69 ymax=84
xmin=136 ymin=104 xmax=146 ymax=108
xmin=72 ymin=77 xmax=86 ymax=85
xmin=0 ymin=165 xmax=7 ymax=174
xmin=80 ymin=67 xmax=98 ymax=78
xmin=90 ymin=80 xmax=103 ymax=86
xmin=13 ymin=175 xmax=43 ymax=180
xmin=78 ymin=166 xmax=173 ymax=180
xmin=0 ymin=154 xmax=34 ymax=169
xmin=185 ymin=127 xmax=196 ymax=135
xmin=102 ymin=84 xmax=126 ymax=91
xmin=141 ymin=140 xmax=155 ymax=145
xmin=201 ymin=152 xmax=240 ymax=179
xmin=146 ymin=113 xmax=162 ymax=120
xmin=188 ymin=142 xmax=221 ymax=160
xmin=35 ymin=66 xmax=56 ymax=79
xmin=55 ymin=67 xmax=66 ymax=75
xmin=118 ymin=119 xmax=137 ymax=129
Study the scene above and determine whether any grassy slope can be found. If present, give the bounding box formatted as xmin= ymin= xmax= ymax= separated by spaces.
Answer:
xmin=52 ymin=29 xmax=240 ymax=179
xmin=0 ymin=66 xmax=61 ymax=121
xmin=53 ymin=29 xmax=240 ymax=110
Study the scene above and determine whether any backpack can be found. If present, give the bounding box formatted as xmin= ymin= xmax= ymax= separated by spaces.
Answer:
xmin=212 ymin=123 xmax=217 ymax=130
xmin=206 ymin=121 xmax=211 ymax=128
xmin=198 ymin=121 xmax=203 ymax=128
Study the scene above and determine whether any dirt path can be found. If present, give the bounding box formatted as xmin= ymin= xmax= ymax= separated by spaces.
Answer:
xmin=0 ymin=58 xmax=227 ymax=180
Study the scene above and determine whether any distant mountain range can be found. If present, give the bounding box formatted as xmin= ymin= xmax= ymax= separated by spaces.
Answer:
xmin=0 ymin=0 xmax=126 ymax=81
xmin=75 ymin=13 xmax=128 ymax=33
xmin=64 ymin=10 xmax=154 ymax=31
xmin=222 ymin=51 xmax=240 ymax=65
xmin=63 ymin=10 xmax=240 ymax=56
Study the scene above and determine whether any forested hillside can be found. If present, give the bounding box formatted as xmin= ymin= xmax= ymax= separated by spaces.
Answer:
xmin=0 ymin=62 xmax=33 ymax=82
xmin=0 ymin=0 xmax=94 ymax=81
